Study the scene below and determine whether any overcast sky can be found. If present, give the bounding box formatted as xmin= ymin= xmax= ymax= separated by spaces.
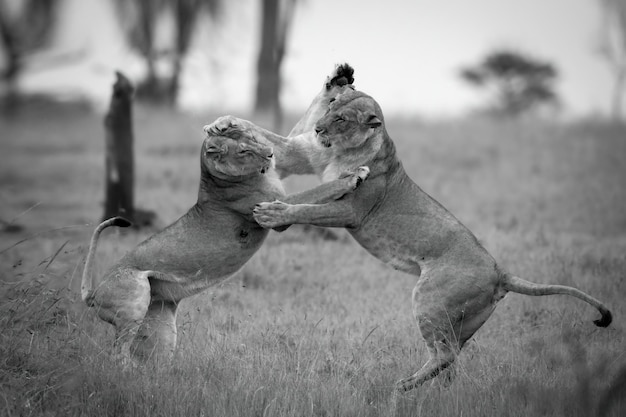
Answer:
xmin=283 ymin=0 xmax=611 ymax=117
xmin=11 ymin=0 xmax=615 ymax=118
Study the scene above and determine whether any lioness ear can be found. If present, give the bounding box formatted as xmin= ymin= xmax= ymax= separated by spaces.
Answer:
xmin=363 ymin=114 xmax=382 ymax=128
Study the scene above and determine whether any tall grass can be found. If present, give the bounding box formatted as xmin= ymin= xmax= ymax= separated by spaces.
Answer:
xmin=1 ymin=106 xmax=625 ymax=416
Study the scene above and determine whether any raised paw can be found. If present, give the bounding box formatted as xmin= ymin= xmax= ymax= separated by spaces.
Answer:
xmin=325 ymin=63 xmax=355 ymax=90
xmin=253 ymin=201 xmax=292 ymax=229
xmin=203 ymin=115 xmax=244 ymax=137
xmin=339 ymin=166 xmax=370 ymax=190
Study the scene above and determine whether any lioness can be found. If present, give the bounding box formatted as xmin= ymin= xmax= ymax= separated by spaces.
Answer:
xmin=209 ymin=80 xmax=613 ymax=391
xmin=81 ymin=128 xmax=369 ymax=362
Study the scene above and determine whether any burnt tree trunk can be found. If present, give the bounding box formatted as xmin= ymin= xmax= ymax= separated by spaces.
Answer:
xmin=102 ymin=71 xmax=156 ymax=227
xmin=103 ymin=71 xmax=135 ymax=223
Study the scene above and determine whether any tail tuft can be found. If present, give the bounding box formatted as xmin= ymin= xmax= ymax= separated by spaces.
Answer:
xmin=111 ymin=216 xmax=132 ymax=228
xmin=594 ymin=308 xmax=612 ymax=327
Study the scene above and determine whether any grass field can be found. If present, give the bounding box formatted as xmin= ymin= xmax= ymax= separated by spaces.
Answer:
xmin=1 ymin=103 xmax=625 ymax=416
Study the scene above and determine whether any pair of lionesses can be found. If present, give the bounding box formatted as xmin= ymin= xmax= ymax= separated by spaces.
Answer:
xmin=83 ymin=64 xmax=612 ymax=392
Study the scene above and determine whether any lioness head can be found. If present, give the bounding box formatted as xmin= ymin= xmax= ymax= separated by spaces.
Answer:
xmin=201 ymin=132 xmax=274 ymax=180
xmin=314 ymin=90 xmax=383 ymax=151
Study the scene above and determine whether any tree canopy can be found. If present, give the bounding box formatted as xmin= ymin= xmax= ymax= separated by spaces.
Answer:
xmin=460 ymin=50 xmax=559 ymax=117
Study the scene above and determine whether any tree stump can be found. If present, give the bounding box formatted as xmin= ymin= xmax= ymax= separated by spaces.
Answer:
xmin=101 ymin=71 xmax=156 ymax=228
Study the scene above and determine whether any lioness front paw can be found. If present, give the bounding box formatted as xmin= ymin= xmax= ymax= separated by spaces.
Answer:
xmin=325 ymin=63 xmax=355 ymax=90
xmin=253 ymin=201 xmax=292 ymax=229
xmin=203 ymin=115 xmax=244 ymax=136
xmin=339 ymin=166 xmax=370 ymax=190
xmin=353 ymin=166 xmax=370 ymax=189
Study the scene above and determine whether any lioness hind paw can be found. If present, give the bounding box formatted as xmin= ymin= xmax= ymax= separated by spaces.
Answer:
xmin=395 ymin=378 xmax=415 ymax=392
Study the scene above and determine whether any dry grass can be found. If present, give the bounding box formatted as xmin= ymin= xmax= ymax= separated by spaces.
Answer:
xmin=1 ymin=104 xmax=625 ymax=416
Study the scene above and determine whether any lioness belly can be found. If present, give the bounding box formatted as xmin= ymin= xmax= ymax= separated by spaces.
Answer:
xmin=124 ymin=218 xmax=268 ymax=302
xmin=351 ymin=221 xmax=423 ymax=275
xmin=147 ymin=239 xmax=264 ymax=302
xmin=350 ymin=207 xmax=467 ymax=277
xmin=349 ymin=179 xmax=479 ymax=277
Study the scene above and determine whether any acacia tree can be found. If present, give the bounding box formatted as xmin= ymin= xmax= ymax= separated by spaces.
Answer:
xmin=0 ymin=0 xmax=57 ymax=108
xmin=255 ymin=0 xmax=297 ymax=131
xmin=114 ymin=0 xmax=221 ymax=104
xmin=597 ymin=0 xmax=626 ymax=120
xmin=460 ymin=50 xmax=559 ymax=117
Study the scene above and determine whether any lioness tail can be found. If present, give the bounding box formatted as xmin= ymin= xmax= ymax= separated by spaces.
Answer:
xmin=81 ymin=217 xmax=132 ymax=305
xmin=502 ymin=273 xmax=612 ymax=327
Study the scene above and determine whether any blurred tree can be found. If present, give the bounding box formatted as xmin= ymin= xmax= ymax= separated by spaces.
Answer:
xmin=255 ymin=0 xmax=297 ymax=131
xmin=597 ymin=0 xmax=626 ymax=121
xmin=114 ymin=0 xmax=164 ymax=102
xmin=114 ymin=0 xmax=221 ymax=105
xmin=0 ymin=0 xmax=58 ymax=109
xmin=170 ymin=0 xmax=221 ymax=103
xmin=460 ymin=50 xmax=559 ymax=117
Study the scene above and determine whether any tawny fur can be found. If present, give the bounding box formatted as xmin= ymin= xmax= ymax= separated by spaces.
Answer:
xmin=81 ymin=130 xmax=368 ymax=362
xmin=207 ymin=64 xmax=612 ymax=392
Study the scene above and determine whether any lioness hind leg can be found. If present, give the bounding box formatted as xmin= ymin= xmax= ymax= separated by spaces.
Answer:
xmin=396 ymin=338 xmax=457 ymax=392
xmin=114 ymin=322 xmax=144 ymax=365
xmin=93 ymin=268 xmax=151 ymax=363
xmin=399 ymin=269 xmax=500 ymax=391
xmin=131 ymin=300 xmax=178 ymax=362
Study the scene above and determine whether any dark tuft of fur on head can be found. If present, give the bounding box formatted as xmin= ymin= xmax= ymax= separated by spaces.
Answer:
xmin=326 ymin=63 xmax=355 ymax=90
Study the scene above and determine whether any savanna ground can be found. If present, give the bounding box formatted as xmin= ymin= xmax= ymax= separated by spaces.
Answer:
xmin=0 ymin=101 xmax=625 ymax=416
